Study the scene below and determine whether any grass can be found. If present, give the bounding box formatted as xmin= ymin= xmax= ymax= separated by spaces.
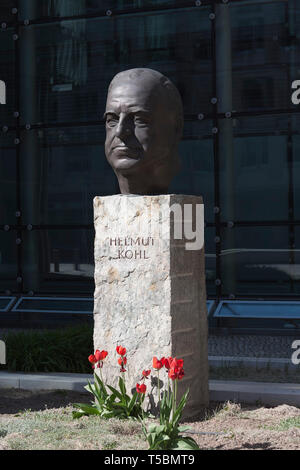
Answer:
xmin=0 ymin=407 xmax=147 ymax=450
xmin=264 ymin=416 xmax=300 ymax=432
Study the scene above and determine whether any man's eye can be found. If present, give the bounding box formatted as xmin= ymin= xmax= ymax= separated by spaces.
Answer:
xmin=134 ymin=116 xmax=148 ymax=125
xmin=106 ymin=117 xmax=119 ymax=127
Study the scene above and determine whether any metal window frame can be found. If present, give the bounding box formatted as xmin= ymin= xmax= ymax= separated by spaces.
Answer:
xmin=0 ymin=296 xmax=17 ymax=312
xmin=12 ymin=296 xmax=93 ymax=314
xmin=214 ymin=300 xmax=300 ymax=319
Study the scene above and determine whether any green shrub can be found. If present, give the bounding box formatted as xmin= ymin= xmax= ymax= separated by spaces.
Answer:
xmin=0 ymin=324 xmax=93 ymax=373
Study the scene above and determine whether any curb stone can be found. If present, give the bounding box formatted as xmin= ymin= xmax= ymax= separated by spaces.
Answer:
xmin=0 ymin=371 xmax=300 ymax=407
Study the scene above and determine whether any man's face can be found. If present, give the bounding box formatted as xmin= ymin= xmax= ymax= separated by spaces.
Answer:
xmin=104 ymin=78 xmax=175 ymax=173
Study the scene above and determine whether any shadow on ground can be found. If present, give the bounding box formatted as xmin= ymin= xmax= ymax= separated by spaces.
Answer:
xmin=0 ymin=389 xmax=91 ymax=415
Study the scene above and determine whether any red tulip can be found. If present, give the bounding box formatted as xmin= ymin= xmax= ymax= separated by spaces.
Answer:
xmin=95 ymin=350 xmax=108 ymax=361
xmin=161 ymin=357 xmax=173 ymax=370
xmin=170 ymin=357 xmax=184 ymax=369
xmin=152 ymin=356 xmax=163 ymax=370
xmin=118 ymin=356 xmax=127 ymax=366
xmin=88 ymin=354 xmax=97 ymax=364
xmin=168 ymin=367 xmax=178 ymax=380
xmin=101 ymin=350 xmax=108 ymax=360
xmin=168 ymin=364 xmax=185 ymax=381
xmin=136 ymin=383 xmax=147 ymax=394
xmin=116 ymin=345 xmax=126 ymax=356
xmin=142 ymin=370 xmax=151 ymax=378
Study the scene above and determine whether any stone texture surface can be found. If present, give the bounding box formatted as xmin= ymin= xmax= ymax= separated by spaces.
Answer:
xmin=93 ymin=194 xmax=209 ymax=416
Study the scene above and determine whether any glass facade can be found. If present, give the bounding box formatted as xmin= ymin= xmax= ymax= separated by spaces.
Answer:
xmin=0 ymin=0 xmax=300 ymax=319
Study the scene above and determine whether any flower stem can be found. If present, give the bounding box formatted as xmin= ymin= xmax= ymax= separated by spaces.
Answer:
xmin=157 ymin=370 xmax=160 ymax=411
xmin=99 ymin=366 xmax=103 ymax=383
xmin=171 ymin=379 xmax=175 ymax=422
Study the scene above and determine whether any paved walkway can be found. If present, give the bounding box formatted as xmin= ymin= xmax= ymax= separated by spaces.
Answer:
xmin=0 ymin=371 xmax=299 ymax=407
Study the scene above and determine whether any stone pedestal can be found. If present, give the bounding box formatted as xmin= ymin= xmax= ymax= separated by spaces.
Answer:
xmin=93 ymin=194 xmax=209 ymax=416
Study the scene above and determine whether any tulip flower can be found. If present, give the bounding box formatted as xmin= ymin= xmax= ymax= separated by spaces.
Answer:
xmin=95 ymin=350 xmax=108 ymax=361
xmin=170 ymin=357 xmax=184 ymax=369
xmin=152 ymin=356 xmax=163 ymax=370
xmin=136 ymin=383 xmax=146 ymax=394
xmin=168 ymin=365 xmax=184 ymax=381
xmin=161 ymin=357 xmax=173 ymax=370
xmin=118 ymin=356 xmax=127 ymax=366
xmin=88 ymin=354 xmax=97 ymax=364
xmin=142 ymin=370 xmax=151 ymax=378
xmin=116 ymin=345 xmax=126 ymax=356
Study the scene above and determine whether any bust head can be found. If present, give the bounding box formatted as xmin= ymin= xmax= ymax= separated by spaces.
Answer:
xmin=104 ymin=68 xmax=183 ymax=195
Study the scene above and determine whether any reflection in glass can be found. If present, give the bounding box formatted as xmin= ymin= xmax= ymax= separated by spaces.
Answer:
xmin=292 ymin=135 xmax=300 ymax=219
xmin=0 ymin=133 xmax=16 ymax=225
xmin=0 ymin=29 xmax=15 ymax=126
xmin=0 ymin=232 xmax=17 ymax=293
xmin=20 ymin=126 xmax=117 ymax=225
xmin=0 ymin=1 xmax=14 ymax=22
xmin=221 ymin=227 xmax=291 ymax=295
xmin=204 ymin=227 xmax=216 ymax=297
xmin=220 ymin=115 xmax=290 ymax=222
xmin=22 ymin=229 xmax=94 ymax=293
xmin=170 ymin=137 xmax=214 ymax=223
xmin=19 ymin=8 xmax=211 ymax=125
xmin=18 ymin=1 xmax=200 ymax=20
xmin=230 ymin=1 xmax=289 ymax=112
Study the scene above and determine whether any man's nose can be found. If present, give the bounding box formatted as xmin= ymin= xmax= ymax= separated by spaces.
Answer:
xmin=115 ymin=115 xmax=132 ymax=139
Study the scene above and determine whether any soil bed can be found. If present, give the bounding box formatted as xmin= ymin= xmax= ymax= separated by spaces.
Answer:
xmin=0 ymin=389 xmax=299 ymax=450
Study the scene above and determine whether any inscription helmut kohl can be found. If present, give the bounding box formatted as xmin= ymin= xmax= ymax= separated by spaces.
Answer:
xmin=106 ymin=237 xmax=155 ymax=260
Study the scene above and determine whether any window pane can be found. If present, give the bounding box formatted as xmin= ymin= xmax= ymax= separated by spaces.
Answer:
xmin=19 ymin=126 xmax=117 ymax=225
xmin=219 ymin=115 xmax=291 ymax=222
xmin=230 ymin=1 xmax=290 ymax=112
xmin=293 ymin=134 xmax=300 ymax=220
xmin=293 ymin=226 xmax=300 ymax=295
xmin=204 ymin=226 xmax=216 ymax=297
xmin=22 ymin=229 xmax=94 ymax=294
xmin=0 ymin=132 xmax=16 ymax=224
xmin=0 ymin=28 xmax=15 ymax=127
xmin=221 ymin=226 xmax=291 ymax=295
xmin=18 ymin=1 xmax=202 ymax=20
xmin=0 ymin=231 xmax=17 ymax=293
xmin=169 ymin=119 xmax=214 ymax=222
xmin=0 ymin=1 xmax=15 ymax=22
xmin=18 ymin=8 xmax=212 ymax=125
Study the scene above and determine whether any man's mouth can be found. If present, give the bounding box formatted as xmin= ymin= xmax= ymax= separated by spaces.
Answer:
xmin=112 ymin=146 xmax=140 ymax=159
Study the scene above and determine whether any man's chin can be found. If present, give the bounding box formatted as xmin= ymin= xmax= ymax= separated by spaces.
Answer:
xmin=111 ymin=156 xmax=142 ymax=172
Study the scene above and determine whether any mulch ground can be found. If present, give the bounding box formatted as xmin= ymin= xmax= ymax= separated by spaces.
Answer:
xmin=0 ymin=389 xmax=300 ymax=450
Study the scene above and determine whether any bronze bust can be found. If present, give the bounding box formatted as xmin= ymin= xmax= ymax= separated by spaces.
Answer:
xmin=104 ymin=68 xmax=183 ymax=195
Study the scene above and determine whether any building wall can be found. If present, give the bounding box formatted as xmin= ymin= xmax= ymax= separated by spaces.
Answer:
xmin=0 ymin=0 xmax=299 ymax=301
